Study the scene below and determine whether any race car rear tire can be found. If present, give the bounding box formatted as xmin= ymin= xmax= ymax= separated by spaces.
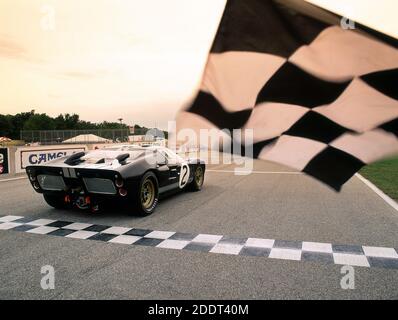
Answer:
xmin=43 ymin=194 xmax=67 ymax=209
xmin=188 ymin=166 xmax=204 ymax=191
xmin=131 ymin=171 xmax=159 ymax=216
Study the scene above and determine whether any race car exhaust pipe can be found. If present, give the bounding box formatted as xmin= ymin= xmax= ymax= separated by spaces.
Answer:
xmin=75 ymin=196 xmax=91 ymax=210
xmin=119 ymin=188 xmax=127 ymax=197
xmin=115 ymin=178 xmax=124 ymax=188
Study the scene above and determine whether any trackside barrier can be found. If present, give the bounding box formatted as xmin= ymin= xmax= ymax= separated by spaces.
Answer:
xmin=0 ymin=148 xmax=10 ymax=175
xmin=5 ymin=142 xmax=168 ymax=176
xmin=14 ymin=145 xmax=88 ymax=174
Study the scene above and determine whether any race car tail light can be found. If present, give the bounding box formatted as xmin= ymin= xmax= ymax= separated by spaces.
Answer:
xmin=37 ymin=175 xmax=66 ymax=191
xmin=83 ymin=178 xmax=117 ymax=195
xmin=115 ymin=178 xmax=124 ymax=188
xmin=28 ymin=173 xmax=36 ymax=181
xmin=119 ymin=188 xmax=127 ymax=197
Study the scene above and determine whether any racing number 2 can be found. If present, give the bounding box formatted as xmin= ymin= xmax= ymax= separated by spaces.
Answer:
xmin=179 ymin=163 xmax=190 ymax=189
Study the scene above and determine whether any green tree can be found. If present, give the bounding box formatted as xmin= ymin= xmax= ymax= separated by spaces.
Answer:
xmin=23 ymin=113 xmax=56 ymax=130
xmin=2 ymin=110 xmax=168 ymax=140
xmin=54 ymin=114 xmax=67 ymax=130
xmin=9 ymin=110 xmax=35 ymax=139
xmin=0 ymin=114 xmax=13 ymax=137
xmin=97 ymin=121 xmax=128 ymax=130
xmin=63 ymin=113 xmax=80 ymax=129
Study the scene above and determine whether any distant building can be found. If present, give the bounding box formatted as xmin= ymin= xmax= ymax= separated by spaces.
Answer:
xmin=62 ymin=134 xmax=112 ymax=144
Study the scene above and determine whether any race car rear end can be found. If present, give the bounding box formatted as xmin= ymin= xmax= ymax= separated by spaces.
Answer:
xmin=26 ymin=164 xmax=129 ymax=212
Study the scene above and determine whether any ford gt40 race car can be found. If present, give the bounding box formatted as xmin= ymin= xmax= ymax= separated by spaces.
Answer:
xmin=26 ymin=145 xmax=205 ymax=215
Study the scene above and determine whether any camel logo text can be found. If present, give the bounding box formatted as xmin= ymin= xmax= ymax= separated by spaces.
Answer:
xmin=20 ymin=147 xmax=86 ymax=170
xmin=29 ymin=152 xmax=67 ymax=165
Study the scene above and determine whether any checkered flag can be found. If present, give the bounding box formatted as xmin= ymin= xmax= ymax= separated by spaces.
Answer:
xmin=176 ymin=0 xmax=398 ymax=190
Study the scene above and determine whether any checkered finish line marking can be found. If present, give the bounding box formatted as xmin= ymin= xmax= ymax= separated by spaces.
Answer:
xmin=1 ymin=215 xmax=397 ymax=270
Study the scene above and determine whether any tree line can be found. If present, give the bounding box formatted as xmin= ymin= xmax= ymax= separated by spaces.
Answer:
xmin=0 ymin=110 xmax=150 ymax=140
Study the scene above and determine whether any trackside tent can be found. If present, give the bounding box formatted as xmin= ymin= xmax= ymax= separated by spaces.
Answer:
xmin=62 ymin=134 xmax=112 ymax=144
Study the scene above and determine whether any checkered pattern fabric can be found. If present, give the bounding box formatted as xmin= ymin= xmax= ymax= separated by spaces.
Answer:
xmin=1 ymin=215 xmax=397 ymax=270
xmin=175 ymin=0 xmax=398 ymax=190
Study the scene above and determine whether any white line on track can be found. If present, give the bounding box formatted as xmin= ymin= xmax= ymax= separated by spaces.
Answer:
xmin=355 ymin=173 xmax=398 ymax=213
xmin=207 ymin=169 xmax=303 ymax=175
xmin=0 ymin=176 xmax=27 ymax=183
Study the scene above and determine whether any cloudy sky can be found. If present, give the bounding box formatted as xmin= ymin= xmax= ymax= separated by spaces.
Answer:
xmin=0 ymin=0 xmax=226 ymax=129
xmin=0 ymin=0 xmax=395 ymax=129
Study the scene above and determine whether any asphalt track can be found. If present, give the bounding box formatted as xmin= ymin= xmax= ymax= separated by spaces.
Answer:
xmin=0 ymin=159 xmax=398 ymax=299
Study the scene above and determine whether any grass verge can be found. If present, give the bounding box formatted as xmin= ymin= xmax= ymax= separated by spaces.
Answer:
xmin=360 ymin=156 xmax=398 ymax=202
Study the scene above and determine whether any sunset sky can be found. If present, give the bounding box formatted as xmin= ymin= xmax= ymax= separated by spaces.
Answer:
xmin=0 ymin=0 xmax=396 ymax=129
xmin=0 ymin=0 xmax=226 ymax=129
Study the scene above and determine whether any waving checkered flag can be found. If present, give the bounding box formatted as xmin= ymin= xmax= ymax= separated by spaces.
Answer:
xmin=176 ymin=0 xmax=398 ymax=191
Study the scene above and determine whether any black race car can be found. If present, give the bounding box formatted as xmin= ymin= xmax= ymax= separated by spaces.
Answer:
xmin=26 ymin=145 xmax=205 ymax=215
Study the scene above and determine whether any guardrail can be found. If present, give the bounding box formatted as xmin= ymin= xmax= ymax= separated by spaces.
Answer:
xmin=1 ymin=142 xmax=165 ymax=176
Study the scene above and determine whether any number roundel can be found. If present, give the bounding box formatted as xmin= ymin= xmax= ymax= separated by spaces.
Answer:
xmin=179 ymin=163 xmax=190 ymax=189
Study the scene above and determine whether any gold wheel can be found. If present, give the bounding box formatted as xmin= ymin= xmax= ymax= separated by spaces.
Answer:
xmin=141 ymin=178 xmax=155 ymax=210
xmin=195 ymin=166 xmax=204 ymax=187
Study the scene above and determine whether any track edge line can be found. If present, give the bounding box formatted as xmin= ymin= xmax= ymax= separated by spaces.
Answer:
xmin=355 ymin=173 xmax=398 ymax=213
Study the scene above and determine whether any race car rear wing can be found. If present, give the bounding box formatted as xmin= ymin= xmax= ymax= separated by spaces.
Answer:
xmin=64 ymin=151 xmax=86 ymax=165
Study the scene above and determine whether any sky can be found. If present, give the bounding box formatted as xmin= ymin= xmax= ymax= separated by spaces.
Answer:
xmin=0 ymin=0 xmax=396 ymax=130
xmin=0 ymin=0 xmax=226 ymax=129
